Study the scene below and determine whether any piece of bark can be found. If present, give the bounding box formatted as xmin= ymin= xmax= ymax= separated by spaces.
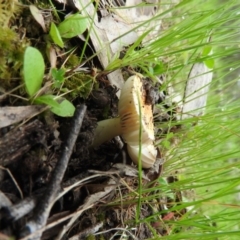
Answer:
xmin=181 ymin=63 xmax=213 ymax=119
xmin=0 ymin=119 xmax=45 ymax=166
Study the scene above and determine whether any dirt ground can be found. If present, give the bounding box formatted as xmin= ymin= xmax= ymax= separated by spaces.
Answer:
xmin=0 ymin=1 xmax=186 ymax=239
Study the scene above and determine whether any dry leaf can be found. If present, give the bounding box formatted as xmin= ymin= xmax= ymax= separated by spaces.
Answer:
xmin=83 ymin=178 xmax=118 ymax=206
xmin=0 ymin=190 xmax=12 ymax=209
xmin=49 ymin=46 xmax=57 ymax=69
xmin=29 ymin=5 xmax=47 ymax=32
xmin=0 ymin=105 xmax=45 ymax=128
xmin=112 ymin=163 xmax=150 ymax=180
xmin=79 ymin=0 xmax=159 ymax=96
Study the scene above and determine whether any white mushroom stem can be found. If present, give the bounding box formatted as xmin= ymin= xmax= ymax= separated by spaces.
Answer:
xmin=92 ymin=118 xmax=121 ymax=147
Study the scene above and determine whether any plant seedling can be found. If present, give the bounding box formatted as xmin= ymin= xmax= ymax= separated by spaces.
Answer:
xmin=49 ymin=13 xmax=88 ymax=48
xmin=23 ymin=46 xmax=75 ymax=117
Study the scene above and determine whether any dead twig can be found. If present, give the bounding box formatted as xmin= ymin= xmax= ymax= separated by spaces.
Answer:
xmin=19 ymin=104 xmax=87 ymax=240
xmin=56 ymin=177 xmax=119 ymax=239
xmin=1 ymin=197 xmax=37 ymax=222
xmin=0 ymin=166 xmax=23 ymax=199
xmin=20 ymin=204 xmax=95 ymax=240
xmin=19 ymin=173 xmax=119 ymax=240
xmin=1 ymin=171 xmax=95 ymax=224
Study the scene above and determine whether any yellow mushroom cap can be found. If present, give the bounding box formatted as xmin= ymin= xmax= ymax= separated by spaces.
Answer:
xmin=118 ymin=75 xmax=155 ymax=146
xmin=127 ymin=144 xmax=157 ymax=169
xmin=118 ymin=75 xmax=157 ymax=168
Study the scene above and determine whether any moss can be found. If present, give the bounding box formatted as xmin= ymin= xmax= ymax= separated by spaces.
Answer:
xmin=99 ymin=235 xmax=105 ymax=240
xmin=63 ymin=73 xmax=95 ymax=100
xmin=0 ymin=1 xmax=27 ymax=88
xmin=0 ymin=0 xmax=21 ymax=27
xmin=67 ymin=54 xmax=81 ymax=67
xmin=86 ymin=234 xmax=96 ymax=240
xmin=0 ymin=26 xmax=27 ymax=86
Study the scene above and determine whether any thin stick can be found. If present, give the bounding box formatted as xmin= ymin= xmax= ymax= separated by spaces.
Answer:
xmin=0 ymin=166 xmax=23 ymax=199
xmin=19 ymin=104 xmax=87 ymax=240
xmin=20 ymin=204 xmax=94 ymax=240
xmin=3 ymin=171 xmax=94 ymax=223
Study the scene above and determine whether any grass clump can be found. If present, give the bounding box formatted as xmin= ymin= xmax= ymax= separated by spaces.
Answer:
xmin=104 ymin=0 xmax=240 ymax=238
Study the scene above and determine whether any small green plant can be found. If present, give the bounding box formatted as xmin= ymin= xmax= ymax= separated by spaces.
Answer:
xmin=49 ymin=22 xmax=64 ymax=48
xmin=23 ymin=46 xmax=75 ymax=117
xmin=23 ymin=9 xmax=92 ymax=117
xmin=49 ymin=13 xmax=88 ymax=48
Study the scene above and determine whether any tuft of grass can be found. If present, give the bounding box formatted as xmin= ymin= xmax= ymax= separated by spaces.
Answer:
xmin=98 ymin=0 xmax=240 ymax=238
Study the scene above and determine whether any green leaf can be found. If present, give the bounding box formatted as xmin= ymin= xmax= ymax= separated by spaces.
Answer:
xmin=158 ymin=177 xmax=168 ymax=186
xmin=51 ymin=68 xmax=65 ymax=88
xmin=34 ymin=95 xmax=75 ymax=117
xmin=34 ymin=95 xmax=60 ymax=108
xmin=202 ymin=45 xmax=212 ymax=57
xmin=153 ymin=62 xmax=166 ymax=75
xmin=204 ymin=58 xmax=214 ymax=69
xmin=23 ymin=46 xmax=45 ymax=97
xmin=202 ymin=45 xmax=214 ymax=68
xmin=50 ymin=22 xmax=64 ymax=48
xmin=162 ymin=139 xmax=171 ymax=149
xmin=58 ymin=13 xmax=88 ymax=38
xmin=50 ymin=99 xmax=75 ymax=117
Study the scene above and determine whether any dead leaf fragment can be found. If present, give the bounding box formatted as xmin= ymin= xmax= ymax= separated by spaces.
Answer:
xmin=0 ymin=190 xmax=12 ymax=209
xmin=79 ymin=0 xmax=159 ymax=97
xmin=0 ymin=105 xmax=45 ymax=128
xmin=49 ymin=46 xmax=57 ymax=69
xmin=29 ymin=5 xmax=47 ymax=32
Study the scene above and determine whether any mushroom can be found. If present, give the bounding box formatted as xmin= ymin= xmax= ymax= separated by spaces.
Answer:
xmin=92 ymin=75 xmax=157 ymax=168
